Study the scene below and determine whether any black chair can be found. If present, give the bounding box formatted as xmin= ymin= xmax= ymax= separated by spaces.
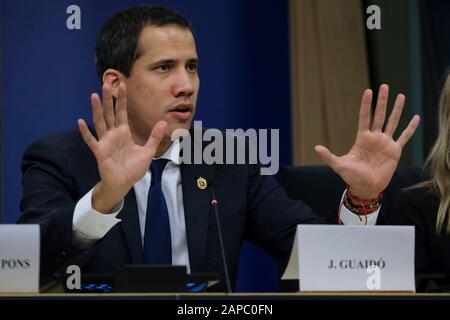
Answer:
xmin=279 ymin=165 xmax=425 ymax=224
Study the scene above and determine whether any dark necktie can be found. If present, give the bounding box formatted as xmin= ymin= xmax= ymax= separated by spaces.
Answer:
xmin=143 ymin=158 xmax=171 ymax=264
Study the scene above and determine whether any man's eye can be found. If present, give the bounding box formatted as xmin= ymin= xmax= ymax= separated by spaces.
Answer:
xmin=157 ymin=65 xmax=171 ymax=71
xmin=187 ymin=64 xmax=198 ymax=73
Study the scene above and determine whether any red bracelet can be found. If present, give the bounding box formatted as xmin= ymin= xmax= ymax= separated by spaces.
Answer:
xmin=347 ymin=187 xmax=382 ymax=206
xmin=339 ymin=187 xmax=382 ymax=225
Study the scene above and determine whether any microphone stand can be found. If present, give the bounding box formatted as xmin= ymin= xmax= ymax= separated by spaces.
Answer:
xmin=209 ymin=183 xmax=232 ymax=293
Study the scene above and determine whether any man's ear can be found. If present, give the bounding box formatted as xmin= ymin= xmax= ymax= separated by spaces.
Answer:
xmin=102 ymin=69 xmax=125 ymax=97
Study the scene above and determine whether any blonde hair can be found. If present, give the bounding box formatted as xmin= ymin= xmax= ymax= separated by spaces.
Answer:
xmin=427 ymin=72 xmax=450 ymax=234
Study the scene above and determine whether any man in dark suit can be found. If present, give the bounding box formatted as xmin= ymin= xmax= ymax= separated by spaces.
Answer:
xmin=18 ymin=5 xmax=420 ymax=289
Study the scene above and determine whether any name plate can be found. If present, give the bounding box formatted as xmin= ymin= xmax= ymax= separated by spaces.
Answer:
xmin=0 ymin=225 xmax=40 ymax=292
xmin=283 ymin=225 xmax=415 ymax=292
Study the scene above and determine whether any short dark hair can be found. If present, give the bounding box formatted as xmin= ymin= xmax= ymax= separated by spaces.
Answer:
xmin=95 ymin=5 xmax=193 ymax=81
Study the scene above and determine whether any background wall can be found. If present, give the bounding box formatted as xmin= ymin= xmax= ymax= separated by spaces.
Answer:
xmin=1 ymin=0 xmax=291 ymax=291
xmin=289 ymin=0 xmax=370 ymax=165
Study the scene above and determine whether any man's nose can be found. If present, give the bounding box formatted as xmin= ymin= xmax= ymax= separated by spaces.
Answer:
xmin=173 ymin=69 xmax=194 ymax=97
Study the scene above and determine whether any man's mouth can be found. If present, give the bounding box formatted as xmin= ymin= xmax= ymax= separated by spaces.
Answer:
xmin=170 ymin=103 xmax=193 ymax=113
xmin=168 ymin=103 xmax=193 ymax=121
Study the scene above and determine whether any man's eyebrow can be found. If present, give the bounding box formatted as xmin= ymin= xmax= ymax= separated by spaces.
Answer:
xmin=149 ymin=59 xmax=176 ymax=67
xmin=149 ymin=58 xmax=199 ymax=67
xmin=188 ymin=58 xmax=200 ymax=64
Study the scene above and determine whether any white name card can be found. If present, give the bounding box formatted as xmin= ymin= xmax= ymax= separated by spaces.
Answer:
xmin=282 ymin=225 xmax=415 ymax=292
xmin=0 ymin=225 xmax=40 ymax=293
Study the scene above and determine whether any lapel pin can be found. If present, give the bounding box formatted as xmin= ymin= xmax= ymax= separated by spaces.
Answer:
xmin=197 ymin=177 xmax=207 ymax=190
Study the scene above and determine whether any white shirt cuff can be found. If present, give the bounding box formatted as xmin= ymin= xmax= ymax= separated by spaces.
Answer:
xmin=72 ymin=188 xmax=123 ymax=245
xmin=339 ymin=190 xmax=380 ymax=225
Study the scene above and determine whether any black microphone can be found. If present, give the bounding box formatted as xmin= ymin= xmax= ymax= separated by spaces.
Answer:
xmin=204 ymin=166 xmax=232 ymax=293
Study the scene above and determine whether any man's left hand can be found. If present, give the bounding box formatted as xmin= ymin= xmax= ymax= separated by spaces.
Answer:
xmin=314 ymin=84 xmax=420 ymax=200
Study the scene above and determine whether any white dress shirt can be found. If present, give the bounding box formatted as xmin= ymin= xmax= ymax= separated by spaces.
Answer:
xmin=72 ymin=141 xmax=379 ymax=273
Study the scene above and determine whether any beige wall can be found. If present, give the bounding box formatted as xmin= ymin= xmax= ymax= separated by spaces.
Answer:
xmin=290 ymin=0 xmax=370 ymax=164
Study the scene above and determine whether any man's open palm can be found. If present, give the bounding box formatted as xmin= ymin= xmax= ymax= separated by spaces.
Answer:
xmin=315 ymin=84 xmax=420 ymax=199
xmin=78 ymin=83 xmax=167 ymax=205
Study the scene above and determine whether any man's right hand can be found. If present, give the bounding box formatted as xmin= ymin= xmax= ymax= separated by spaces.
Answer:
xmin=78 ymin=83 xmax=167 ymax=214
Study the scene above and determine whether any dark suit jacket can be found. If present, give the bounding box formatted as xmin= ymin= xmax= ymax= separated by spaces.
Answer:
xmin=18 ymin=129 xmax=323 ymax=289
xmin=389 ymin=185 xmax=450 ymax=273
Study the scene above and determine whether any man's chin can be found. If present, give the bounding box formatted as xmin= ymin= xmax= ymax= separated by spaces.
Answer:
xmin=166 ymin=123 xmax=192 ymax=141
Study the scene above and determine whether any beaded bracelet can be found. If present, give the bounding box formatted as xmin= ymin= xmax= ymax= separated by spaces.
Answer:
xmin=339 ymin=187 xmax=382 ymax=225
xmin=346 ymin=187 xmax=382 ymax=208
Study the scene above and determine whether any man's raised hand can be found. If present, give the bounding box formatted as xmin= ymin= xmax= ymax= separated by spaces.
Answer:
xmin=78 ymin=83 xmax=167 ymax=213
xmin=314 ymin=84 xmax=420 ymax=200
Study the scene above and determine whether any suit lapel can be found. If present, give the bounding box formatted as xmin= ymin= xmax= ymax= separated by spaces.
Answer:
xmin=119 ymin=189 xmax=143 ymax=264
xmin=181 ymin=163 xmax=211 ymax=273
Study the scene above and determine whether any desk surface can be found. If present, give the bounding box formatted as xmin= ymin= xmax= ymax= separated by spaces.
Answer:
xmin=2 ymin=292 xmax=450 ymax=299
